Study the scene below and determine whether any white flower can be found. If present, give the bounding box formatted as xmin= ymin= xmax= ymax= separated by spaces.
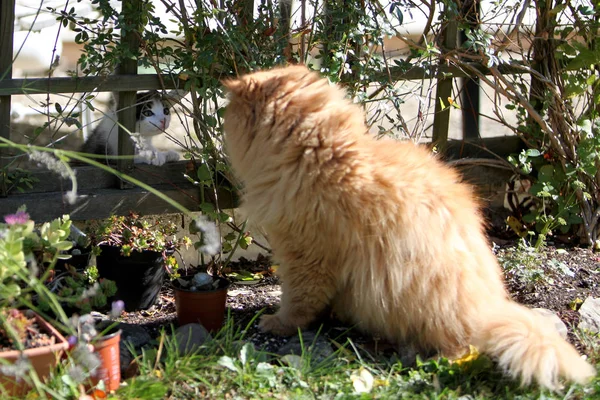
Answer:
xmin=351 ymin=367 xmax=374 ymax=394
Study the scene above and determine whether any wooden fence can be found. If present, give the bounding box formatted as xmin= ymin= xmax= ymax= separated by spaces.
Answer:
xmin=0 ymin=0 xmax=523 ymax=222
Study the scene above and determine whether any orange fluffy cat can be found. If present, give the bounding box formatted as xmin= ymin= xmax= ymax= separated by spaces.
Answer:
xmin=222 ymin=65 xmax=595 ymax=390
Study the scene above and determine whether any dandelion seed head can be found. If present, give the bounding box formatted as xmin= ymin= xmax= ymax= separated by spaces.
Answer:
xmin=67 ymin=365 xmax=86 ymax=383
xmin=72 ymin=343 xmax=101 ymax=372
xmin=110 ymin=300 xmax=125 ymax=319
xmin=29 ymin=151 xmax=70 ymax=179
xmin=192 ymin=216 xmax=220 ymax=256
xmin=64 ymin=190 xmax=78 ymax=205
xmin=0 ymin=355 xmax=31 ymax=382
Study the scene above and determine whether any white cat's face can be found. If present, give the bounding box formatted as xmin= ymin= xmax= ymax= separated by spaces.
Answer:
xmin=136 ymin=96 xmax=171 ymax=136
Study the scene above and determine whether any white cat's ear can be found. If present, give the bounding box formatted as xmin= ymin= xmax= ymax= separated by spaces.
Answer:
xmin=163 ymin=89 xmax=188 ymax=106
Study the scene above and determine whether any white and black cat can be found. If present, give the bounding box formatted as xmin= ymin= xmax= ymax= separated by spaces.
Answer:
xmin=82 ymin=90 xmax=180 ymax=166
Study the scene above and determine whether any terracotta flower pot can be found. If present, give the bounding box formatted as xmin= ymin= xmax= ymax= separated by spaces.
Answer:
xmin=174 ymin=277 xmax=230 ymax=332
xmin=91 ymin=329 xmax=121 ymax=392
xmin=0 ymin=312 xmax=69 ymax=396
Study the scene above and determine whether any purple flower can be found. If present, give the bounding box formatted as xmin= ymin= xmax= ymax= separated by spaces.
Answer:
xmin=4 ymin=211 xmax=29 ymax=225
xmin=110 ymin=300 xmax=125 ymax=318
xmin=67 ymin=335 xmax=78 ymax=348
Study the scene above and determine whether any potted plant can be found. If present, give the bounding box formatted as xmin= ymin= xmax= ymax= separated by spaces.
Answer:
xmin=0 ymin=309 xmax=69 ymax=396
xmin=66 ymin=308 xmax=124 ymax=394
xmin=0 ymin=209 xmax=73 ymax=395
xmin=43 ymin=265 xmax=118 ymax=316
xmin=90 ymin=212 xmax=191 ymax=311
xmin=173 ymin=271 xmax=230 ymax=332
xmin=171 ymin=216 xmax=233 ymax=332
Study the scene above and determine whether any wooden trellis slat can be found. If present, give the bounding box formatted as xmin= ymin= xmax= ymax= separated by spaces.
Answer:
xmin=0 ymin=0 xmax=15 ymax=196
xmin=117 ymin=0 xmax=142 ymax=186
xmin=432 ymin=18 xmax=459 ymax=149
xmin=0 ymin=75 xmax=181 ymax=96
xmin=0 ymin=63 xmax=527 ymax=97
xmin=1 ymin=160 xmax=236 ymax=222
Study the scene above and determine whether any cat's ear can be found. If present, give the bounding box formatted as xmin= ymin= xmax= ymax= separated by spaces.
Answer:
xmin=163 ymin=89 xmax=188 ymax=106
xmin=222 ymin=78 xmax=249 ymax=97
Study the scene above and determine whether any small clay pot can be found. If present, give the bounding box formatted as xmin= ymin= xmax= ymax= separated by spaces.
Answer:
xmin=91 ymin=329 xmax=122 ymax=392
xmin=173 ymin=277 xmax=230 ymax=332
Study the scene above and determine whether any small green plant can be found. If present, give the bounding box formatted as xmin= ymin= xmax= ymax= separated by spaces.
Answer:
xmin=0 ymin=309 xmax=36 ymax=346
xmin=497 ymin=240 xmax=548 ymax=288
xmin=44 ymin=266 xmax=118 ymax=315
xmin=507 ymin=149 xmax=582 ymax=249
xmin=497 ymin=240 xmax=576 ymax=288
xmin=90 ymin=212 xmax=192 ymax=278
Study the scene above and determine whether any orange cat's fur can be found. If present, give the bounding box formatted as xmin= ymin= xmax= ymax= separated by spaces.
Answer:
xmin=222 ymin=65 xmax=596 ymax=390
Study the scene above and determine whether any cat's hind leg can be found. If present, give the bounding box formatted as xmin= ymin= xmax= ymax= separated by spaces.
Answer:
xmin=259 ymin=265 xmax=336 ymax=336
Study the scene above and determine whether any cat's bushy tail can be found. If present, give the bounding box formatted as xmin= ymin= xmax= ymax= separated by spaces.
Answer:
xmin=474 ymin=301 xmax=596 ymax=390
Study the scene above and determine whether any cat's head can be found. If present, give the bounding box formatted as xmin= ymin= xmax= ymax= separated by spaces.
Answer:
xmin=222 ymin=65 xmax=363 ymax=177
xmin=135 ymin=91 xmax=172 ymax=136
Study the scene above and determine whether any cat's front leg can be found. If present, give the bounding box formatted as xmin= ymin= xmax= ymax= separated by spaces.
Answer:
xmin=259 ymin=272 xmax=334 ymax=336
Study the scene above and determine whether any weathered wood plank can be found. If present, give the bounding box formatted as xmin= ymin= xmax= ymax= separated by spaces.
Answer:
xmin=444 ymin=136 xmax=525 ymax=160
xmin=7 ymin=161 xmax=196 ymax=194
xmin=0 ymin=0 xmax=16 ymax=196
xmin=0 ymin=63 xmax=527 ymax=97
xmin=0 ymin=75 xmax=181 ymax=96
xmin=1 ymin=184 xmax=235 ymax=222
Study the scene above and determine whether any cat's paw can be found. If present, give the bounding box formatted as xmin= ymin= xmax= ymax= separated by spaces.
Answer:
xmin=150 ymin=151 xmax=168 ymax=166
xmin=258 ymin=314 xmax=298 ymax=336
xmin=135 ymin=149 xmax=155 ymax=164
xmin=164 ymin=150 xmax=180 ymax=162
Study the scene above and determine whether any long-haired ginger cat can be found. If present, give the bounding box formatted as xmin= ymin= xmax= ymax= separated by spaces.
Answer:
xmin=222 ymin=65 xmax=595 ymax=390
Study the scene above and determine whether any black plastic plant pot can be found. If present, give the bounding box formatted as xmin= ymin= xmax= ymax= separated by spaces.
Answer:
xmin=55 ymin=248 xmax=92 ymax=271
xmin=95 ymin=245 xmax=167 ymax=311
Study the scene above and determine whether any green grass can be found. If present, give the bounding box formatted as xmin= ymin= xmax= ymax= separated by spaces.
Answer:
xmin=5 ymin=314 xmax=600 ymax=399
xmin=116 ymin=321 xmax=600 ymax=399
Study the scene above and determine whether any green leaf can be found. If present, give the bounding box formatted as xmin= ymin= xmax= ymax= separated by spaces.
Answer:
xmin=224 ymin=232 xmax=237 ymax=242
xmin=525 ymin=149 xmax=541 ymax=157
xmin=200 ymin=203 xmax=215 ymax=215
xmin=218 ymin=356 xmax=239 ymax=372
xmin=538 ymin=164 xmax=555 ymax=181
xmin=196 ymin=164 xmax=213 ymax=182
xmin=238 ymin=235 xmax=252 ymax=249
xmin=54 ymin=240 xmax=74 ymax=251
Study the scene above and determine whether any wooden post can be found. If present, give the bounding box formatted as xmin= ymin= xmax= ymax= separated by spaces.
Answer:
xmin=278 ymin=0 xmax=292 ymax=60
xmin=432 ymin=17 xmax=458 ymax=150
xmin=116 ymin=0 xmax=142 ymax=189
xmin=0 ymin=0 xmax=15 ymax=197
xmin=460 ymin=0 xmax=481 ymax=140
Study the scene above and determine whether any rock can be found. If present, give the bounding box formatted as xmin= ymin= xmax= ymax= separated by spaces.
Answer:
xmin=175 ymin=323 xmax=212 ymax=355
xmin=578 ymin=297 xmax=600 ymax=333
xmin=113 ymin=322 xmax=153 ymax=377
xmin=276 ymin=331 xmax=333 ymax=364
xmin=532 ymin=308 xmax=568 ymax=339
